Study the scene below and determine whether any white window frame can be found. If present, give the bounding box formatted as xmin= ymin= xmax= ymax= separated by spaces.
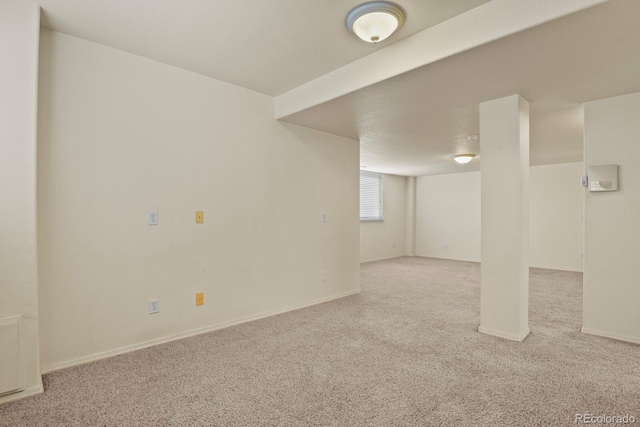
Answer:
xmin=360 ymin=170 xmax=383 ymax=221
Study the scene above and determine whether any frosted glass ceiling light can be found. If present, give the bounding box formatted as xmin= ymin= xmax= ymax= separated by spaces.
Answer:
xmin=346 ymin=2 xmax=405 ymax=43
xmin=451 ymin=154 xmax=476 ymax=164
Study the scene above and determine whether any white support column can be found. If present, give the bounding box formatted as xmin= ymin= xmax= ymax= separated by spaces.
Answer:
xmin=0 ymin=0 xmax=42 ymax=403
xmin=405 ymin=176 xmax=416 ymax=256
xmin=479 ymin=94 xmax=530 ymax=341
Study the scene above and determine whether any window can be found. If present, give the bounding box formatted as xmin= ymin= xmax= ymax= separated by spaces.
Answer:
xmin=360 ymin=171 xmax=383 ymax=221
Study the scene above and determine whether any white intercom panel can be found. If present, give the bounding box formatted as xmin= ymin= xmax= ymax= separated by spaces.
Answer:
xmin=587 ymin=165 xmax=618 ymax=192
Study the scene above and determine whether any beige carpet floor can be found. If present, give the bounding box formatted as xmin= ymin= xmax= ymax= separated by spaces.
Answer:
xmin=1 ymin=257 xmax=639 ymax=426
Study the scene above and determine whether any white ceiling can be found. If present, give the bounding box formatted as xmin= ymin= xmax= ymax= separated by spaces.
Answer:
xmin=33 ymin=0 xmax=490 ymax=96
xmin=30 ymin=0 xmax=640 ymax=177
xmin=280 ymin=0 xmax=640 ymax=176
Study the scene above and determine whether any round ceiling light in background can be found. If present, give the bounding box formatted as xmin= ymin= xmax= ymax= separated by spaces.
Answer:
xmin=346 ymin=2 xmax=405 ymax=43
xmin=451 ymin=154 xmax=476 ymax=164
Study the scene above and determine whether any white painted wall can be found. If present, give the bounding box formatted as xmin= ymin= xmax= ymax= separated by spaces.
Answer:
xmin=0 ymin=0 xmax=43 ymax=403
xmin=360 ymin=173 xmax=406 ymax=263
xmin=530 ymin=162 xmax=584 ymax=272
xmin=414 ymin=163 xmax=584 ymax=270
xmin=583 ymin=92 xmax=640 ymax=344
xmin=415 ymin=172 xmax=481 ymax=262
xmin=37 ymin=30 xmax=360 ymax=372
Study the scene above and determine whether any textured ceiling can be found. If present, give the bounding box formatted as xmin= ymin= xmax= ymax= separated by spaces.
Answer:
xmin=33 ymin=0 xmax=490 ymax=96
xmin=280 ymin=0 xmax=640 ymax=176
xmin=29 ymin=0 xmax=638 ymax=176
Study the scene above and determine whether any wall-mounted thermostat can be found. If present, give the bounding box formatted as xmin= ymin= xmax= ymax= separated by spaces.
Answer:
xmin=587 ymin=165 xmax=618 ymax=192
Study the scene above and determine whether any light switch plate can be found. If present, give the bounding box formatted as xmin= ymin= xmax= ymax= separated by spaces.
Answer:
xmin=149 ymin=211 xmax=158 ymax=225
xmin=149 ymin=299 xmax=159 ymax=314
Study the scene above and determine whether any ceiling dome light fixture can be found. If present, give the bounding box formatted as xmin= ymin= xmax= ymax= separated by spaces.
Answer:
xmin=451 ymin=154 xmax=476 ymax=164
xmin=346 ymin=1 xmax=405 ymax=43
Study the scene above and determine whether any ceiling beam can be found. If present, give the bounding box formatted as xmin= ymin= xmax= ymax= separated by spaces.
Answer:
xmin=274 ymin=0 xmax=608 ymax=120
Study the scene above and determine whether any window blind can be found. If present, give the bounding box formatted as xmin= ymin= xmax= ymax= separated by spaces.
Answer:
xmin=360 ymin=171 xmax=383 ymax=221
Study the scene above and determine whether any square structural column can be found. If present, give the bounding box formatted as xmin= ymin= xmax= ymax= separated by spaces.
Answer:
xmin=479 ymin=94 xmax=530 ymax=341
xmin=0 ymin=0 xmax=42 ymax=402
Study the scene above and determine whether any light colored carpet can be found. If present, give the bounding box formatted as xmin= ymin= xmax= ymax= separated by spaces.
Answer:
xmin=1 ymin=257 xmax=639 ymax=426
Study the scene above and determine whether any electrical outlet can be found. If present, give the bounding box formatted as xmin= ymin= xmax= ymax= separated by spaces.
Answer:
xmin=443 ymin=244 xmax=448 ymax=250
xmin=196 ymin=292 xmax=204 ymax=306
xmin=149 ymin=299 xmax=159 ymax=314
xmin=195 ymin=211 xmax=204 ymax=223
xmin=322 ymin=271 xmax=327 ymax=281
xmin=580 ymin=253 xmax=585 ymax=260
xmin=322 ymin=213 xmax=327 ymax=223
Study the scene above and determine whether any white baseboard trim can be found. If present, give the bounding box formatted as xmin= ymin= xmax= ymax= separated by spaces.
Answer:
xmin=581 ymin=327 xmax=640 ymax=345
xmin=478 ymin=326 xmax=530 ymax=342
xmin=414 ymin=254 xmax=481 ymax=263
xmin=529 ymin=265 xmax=583 ymax=273
xmin=0 ymin=383 xmax=43 ymax=405
xmin=360 ymin=255 xmax=405 ymax=263
xmin=41 ymin=288 xmax=361 ymax=374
